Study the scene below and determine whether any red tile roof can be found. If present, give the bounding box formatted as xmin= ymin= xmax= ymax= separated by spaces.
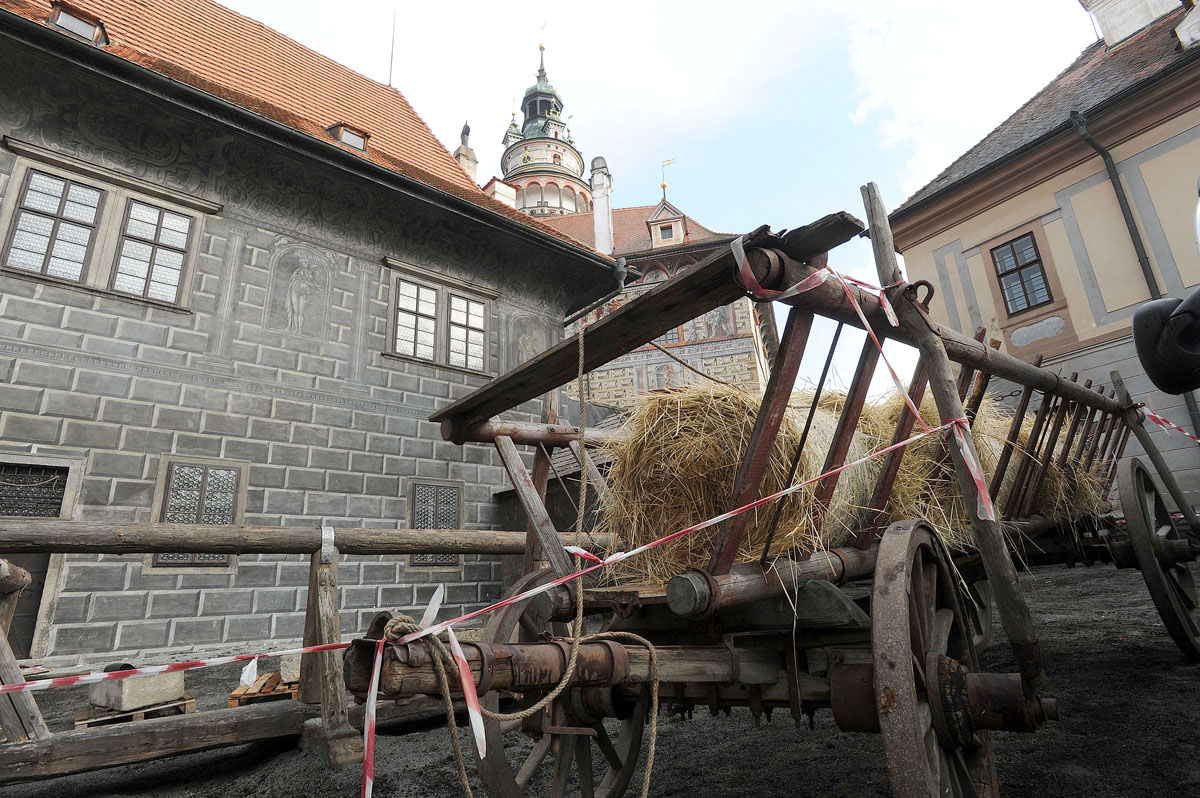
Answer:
xmin=0 ymin=0 xmax=600 ymax=252
xmin=542 ymin=205 xmax=726 ymax=256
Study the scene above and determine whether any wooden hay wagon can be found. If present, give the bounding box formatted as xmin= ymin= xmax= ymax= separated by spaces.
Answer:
xmin=344 ymin=184 xmax=1200 ymax=797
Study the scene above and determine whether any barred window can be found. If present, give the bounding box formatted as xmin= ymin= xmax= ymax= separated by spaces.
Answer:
xmin=2 ymin=170 xmax=103 ymax=282
xmin=448 ymin=295 xmax=486 ymax=371
xmin=112 ymin=200 xmax=193 ymax=302
xmin=152 ymin=463 xmax=239 ymax=567
xmin=410 ymin=481 xmax=462 ymax=567
xmin=991 ymin=234 xmax=1052 ymax=316
xmin=0 ymin=463 xmax=68 ymax=517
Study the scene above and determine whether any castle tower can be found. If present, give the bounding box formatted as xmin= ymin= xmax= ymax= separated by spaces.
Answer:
xmin=500 ymin=47 xmax=592 ymax=217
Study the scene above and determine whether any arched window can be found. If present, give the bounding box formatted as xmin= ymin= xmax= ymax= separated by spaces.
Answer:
xmin=562 ymin=188 xmax=576 ymax=213
xmin=544 ymin=183 xmax=561 ymax=208
xmin=526 ymin=183 xmax=543 ymax=207
xmin=553 ymin=153 xmax=562 ymax=165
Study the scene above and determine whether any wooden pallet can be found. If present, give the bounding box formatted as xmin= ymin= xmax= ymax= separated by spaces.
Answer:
xmin=227 ymin=672 xmax=299 ymax=708
xmin=74 ymin=694 xmax=196 ymax=729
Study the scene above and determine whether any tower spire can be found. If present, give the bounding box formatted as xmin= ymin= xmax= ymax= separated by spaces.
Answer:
xmin=538 ymin=43 xmax=546 ymax=79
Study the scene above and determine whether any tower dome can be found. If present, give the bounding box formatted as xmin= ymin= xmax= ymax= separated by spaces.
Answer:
xmin=500 ymin=46 xmax=591 ymax=217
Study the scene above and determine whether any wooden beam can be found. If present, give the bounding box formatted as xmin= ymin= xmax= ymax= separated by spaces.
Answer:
xmin=445 ymin=419 xmax=622 ymax=448
xmin=495 ymin=435 xmax=574 ymax=577
xmin=988 ymin=355 xmax=1042 ymax=503
xmin=0 ymin=700 xmax=309 ymax=786
xmin=858 ymin=362 xmax=929 ymax=548
xmin=0 ymin=523 xmax=608 ymax=555
xmin=0 ymin=631 xmax=48 ymax=743
xmin=708 ymin=307 xmax=814 ymax=575
xmin=569 ymin=441 xmax=610 ymax=506
xmin=431 ymin=215 xmax=865 ymax=428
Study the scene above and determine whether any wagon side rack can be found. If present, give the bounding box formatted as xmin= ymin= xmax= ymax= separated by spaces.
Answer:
xmin=345 ymin=183 xmax=1200 ymax=797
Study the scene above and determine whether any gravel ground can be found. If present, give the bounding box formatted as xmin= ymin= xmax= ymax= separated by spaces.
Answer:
xmin=9 ymin=563 xmax=1200 ymax=797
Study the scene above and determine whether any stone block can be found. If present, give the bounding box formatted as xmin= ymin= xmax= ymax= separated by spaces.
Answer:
xmin=347 ymin=495 xmax=382 ymax=518
xmin=259 ymin=347 xmax=300 ymax=371
xmin=384 ymin=456 xmax=416 ymax=476
xmin=284 ymin=468 xmax=324 ymax=490
xmin=91 ymin=668 xmax=183 ymax=710
xmin=116 ymin=318 xmax=169 ymax=347
xmin=230 ymin=393 xmax=272 ymax=416
xmin=234 ymin=562 xmax=278 ymax=587
xmin=364 ymin=475 xmax=399 ymax=496
xmin=250 ymin=418 xmax=290 ymax=442
xmin=367 ymin=434 xmax=400 ymax=455
xmin=331 ymin=429 xmax=368 ymax=450
xmin=225 ymin=439 xmax=269 ymax=462
xmin=182 ymin=385 xmax=228 ymax=411
xmin=379 ymin=585 xmax=413 ymax=607
xmin=350 ymin=452 xmax=384 ymax=474
xmin=126 ymin=567 xmax=180 ymax=590
xmin=446 ymin=583 xmax=477 ymax=604
xmin=341 ymin=585 xmax=378 ymax=609
xmin=280 ymin=653 xmax=301 ymax=683
xmin=61 ymin=420 xmax=121 ymax=449
xmin=154 ymin=407 xmax=201 ymax=432
xmin=65 ymin=562 xmax=126 ymax=591
xmin=272 ymin=399 xmax=312 ymax=422
xmin=401 ymin=438 xmax=433 ymax=459
xmin=253 ymin=587 xmax=297 ymax=613
xmin=63 ymin=307 xmax=118 ymax=336
xmin=290 ymin=423 xmax=328 ymax=446
xmin=4 ymin=296 xmax=63 ymax=326
xmin=172 ymin=617 xmax=223 ymax=645
xmin=419 ymin=377 xmax=450 ymax=399
xmin=269 ymin=443 xmax=308 ymax=466
xmin=175 ymin=434 xmax=221 ymax=457
xmin=305 ymin=492 xmax=347 ymax=516
xmin=99 ymin=398 xmax=155 ymax=427
xmin=224 ymin=614 xmax=270 ymax=642
xmin=130 ymin=378 xmax=182 ymax=404
xmin=114 ymin=620 xmax=171 ymax=651
xmin=80 ymin=336 xmax=136 ymax=358
xmin=202 ymin=412 xmax=249 ymax=437
xmin=121 ymin=427 xmax=174 ymax=454
xmin=0 ymin=384 xmax=42 ymax=413
xmin=51 ymin=624 xmax=116 ymax=655
xmin=250 ymin=464 xmax=286 ymax=488
xmin=111 ymin=479 xmax=154 ymax=506
xmin=52 ymin=594 xmax=88 ymax=624
xmin=1 ymin=413 xmax=61 ymax=444
xmin=309 ymin=448 xmax=350 ymax=471
xmin=361 ymin=562 xmax=397 ymax=583
xmin=272 ymin=613 xmax=305 ymax=638
xmin=169 ymin=328 xmax=209 ymax=353
xmin=416 ymin=459 xmax=449 ymax=479
xmin=80 ymin=477 xmax=113 ymax=505
xmin=40 ymin=390 xmax=96 ymax=420
xmin=264 ymin=489 xmax=304 ymax=515
xmin=199 ymin=590 xmax=253 ymax=615
xmin=352 ymin=411 xmax=385 ymax=433
xmin=148 ymin=590 xmax=201 ymax=618
xmin=327 ymin=471 xmax=363 ymax=494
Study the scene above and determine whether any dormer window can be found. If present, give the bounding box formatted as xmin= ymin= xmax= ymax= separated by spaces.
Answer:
xmin=50 ymin=2 xmax=107 ymax=44
xmin=327 ymin=122 xmax=369 ymax=152
xmin=660 ymin=224 xmax=674 ymax=241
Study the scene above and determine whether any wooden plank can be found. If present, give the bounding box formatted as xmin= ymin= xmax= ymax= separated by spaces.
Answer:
xmin=988 ymin=355 xmax=1042 ymax=502
xmin=569 ymin=441 xmax=610 ymax=505
xmin=495 ymin=436 xmax=574 ymax=577
xmin=74 ymin=694 xmax=196 ymax=729
xmin=0 ymin=522 xmax=609 ymax=555
xmin=809 ymin=336 xmax=880 ymax=542
xmin=0 ymin=626 xmax=48 ymax=741
xmin=0 ymin=700 xmax=310 ymax=786
xmin=964 ymin=338 xmax=1002 ymax=422
xmin=1018 ymin=375 xmax=1075 ymax=519
xmin=431 ymin=215 xmax=866 ymax=428
xmin=525 ymin=393 xmax=559 ymax=574
xmin=858 ymin=362 xmax=929 ymax=548
xmin=709 ymin=307 xmax=814 ymax=574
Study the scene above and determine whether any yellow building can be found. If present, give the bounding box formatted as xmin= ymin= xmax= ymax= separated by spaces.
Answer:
xmin=892 ymin=1 xmax=1200 ymax=502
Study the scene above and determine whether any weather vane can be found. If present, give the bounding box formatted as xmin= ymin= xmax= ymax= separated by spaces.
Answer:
xmin=661 ymin=158 xmax=676 ymax=199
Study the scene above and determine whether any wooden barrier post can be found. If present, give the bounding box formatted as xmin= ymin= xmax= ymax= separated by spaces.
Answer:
xmin=0 ymin=558 xmax=48 ymax=744
xmin=298 ymin=539 xmax=361 ymax=766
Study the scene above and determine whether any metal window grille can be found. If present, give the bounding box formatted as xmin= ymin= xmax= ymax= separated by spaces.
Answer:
xmin=991 ymin=233 xmax=1052 ymax=316
xmin=0 ymin=463 xmax=68 ymax=517
xmin=2 ymin=169 xmax=103 ymax=282
xmin=153 ymin=463 xmax=238 ymax=567
xmin=410 ymin=482 xmax=461 ymax=567
xmin=112 ymin=199 xmax=192 ymax=303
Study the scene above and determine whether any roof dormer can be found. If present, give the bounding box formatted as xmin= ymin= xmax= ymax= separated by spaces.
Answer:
xmin=50 ymin=2 xmax=108 ymax=45
xmin=646 ymin=199 xmax=686 ymax=249
xmin=327 ymin=122 xmax=370 ymax=152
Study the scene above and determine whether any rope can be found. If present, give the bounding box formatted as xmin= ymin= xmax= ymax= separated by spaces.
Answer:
xmin=381 ymin=323 xmax=659 ymax=796
xmin=646 ymin=340 xmax=734 ymax=388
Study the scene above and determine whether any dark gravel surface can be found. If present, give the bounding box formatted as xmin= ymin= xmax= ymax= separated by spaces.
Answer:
xmin=9 ymin=563 xmax=1200 ymax=797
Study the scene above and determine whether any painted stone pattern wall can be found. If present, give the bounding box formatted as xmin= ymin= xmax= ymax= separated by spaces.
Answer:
xmin=567 ymin=249 xmax=769 ymax=408
xmin=901 ymin=104 xmax=1200 ymax=503
xmin=0 ymin=43 xmax=566 ymax=661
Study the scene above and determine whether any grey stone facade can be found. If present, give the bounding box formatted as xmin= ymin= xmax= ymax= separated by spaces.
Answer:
xmin=0 ymin=36 xmax=610 ymax=662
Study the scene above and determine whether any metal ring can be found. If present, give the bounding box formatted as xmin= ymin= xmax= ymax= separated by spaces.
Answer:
xmin=320 ymin=525 xmax=335 ymax=564
xmin=829 ymin=547 xmax=852 ymax=586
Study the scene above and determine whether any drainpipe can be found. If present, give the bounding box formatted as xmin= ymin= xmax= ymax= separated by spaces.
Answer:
xmin=1070 ymin=110 xmax=1200 ymax=437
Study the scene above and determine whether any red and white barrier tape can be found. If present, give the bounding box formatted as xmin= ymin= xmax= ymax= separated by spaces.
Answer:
xmin=1144 ymin=409 xmax=1200 ymax=445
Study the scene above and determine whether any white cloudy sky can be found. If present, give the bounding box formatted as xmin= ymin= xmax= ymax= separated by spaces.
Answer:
xmin=226 ymin=0 xmax=1100 ymax=391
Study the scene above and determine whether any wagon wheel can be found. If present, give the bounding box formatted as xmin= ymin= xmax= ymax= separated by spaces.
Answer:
xmin=474 ymin=568 xmax=645 ymax=798
xmin=873 ymin=521 xmax=998 ymax=798
xmin=1118 ymin=457 xmax=1200 ymax=660
xmin=965 ymin=578 xmax=993 ymax=652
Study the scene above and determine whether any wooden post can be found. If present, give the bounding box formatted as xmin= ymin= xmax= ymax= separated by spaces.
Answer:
xmin=858 ymin=362 xmax=929 ymax=548
xmin=862 ymin=181 xmax=1045 ymax=688
xmin=298 ymin=543 xmax=361 ymax=766
xmin=569 ymin=440 xmax=610 ymax=505
xmin=708 ymin=306 xmax=814 ymax=574
xmin=963 ymin=337 xmax=1002 ymax=422
xmin=1018 ymin=374 xmax=1077 ymax=519
xmin=0 ymin=558 xmax=31 ymax=636
xmin=988 ymin=355 xmax=1042 ymax=503
xmin=495 ymin=435 xmax=574 ymax=577
xmin=0 ymin=558 xmax=47 ymax=744
xmin=524 ymin=392 xmax=559 ymax=574
xmin=1110 ymin=370 xmax=1200 ymax=529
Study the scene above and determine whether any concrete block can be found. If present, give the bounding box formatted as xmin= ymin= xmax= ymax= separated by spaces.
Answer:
xmin=280 ymin=653 xmax=301 ymax=683
xmin=91 ymin=668 xmax=184 ymax=711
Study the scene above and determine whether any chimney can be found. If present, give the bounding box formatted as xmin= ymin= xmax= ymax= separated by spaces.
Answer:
xmin=1177 ymin=2 xmax=1200 ymax=48
xmin=453 ymin=120 xmax=478 ymax=183
xmin=590 ymin=156 xmax=614 ymax=256
xmin=482 ymin=177 xmax=517 ymax=208
xmin=1079 ymin=0 xmax=1180 ymax=46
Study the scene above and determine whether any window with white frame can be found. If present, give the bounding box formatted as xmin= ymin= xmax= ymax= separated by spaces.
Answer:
xmin=0 ymin=153 xmax=206 ymax=308
xmin=386 ymin=261 xmax=494 ymax=374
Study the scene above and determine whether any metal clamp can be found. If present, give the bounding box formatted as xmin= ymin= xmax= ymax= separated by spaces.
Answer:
xmin=320 ymin=525 xmax=336 ymax=564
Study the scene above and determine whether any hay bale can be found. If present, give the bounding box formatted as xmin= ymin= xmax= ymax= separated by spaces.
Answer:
xmin=596 ymin=384 xmax=878 ymax=584
xmin=595 ymin=385 xmax=1110 ymax=584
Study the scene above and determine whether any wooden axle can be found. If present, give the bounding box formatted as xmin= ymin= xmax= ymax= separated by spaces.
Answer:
xmin=666 ymin=546 xmax=878 ymax=618
xmin=0 ymin=522 xmax=613 ymax=556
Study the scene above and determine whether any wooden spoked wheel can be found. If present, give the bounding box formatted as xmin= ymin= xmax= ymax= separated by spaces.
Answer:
xmin=474 ymin=569 xmax=646 ymax=798
xmin=1118 ymin=457 xmax=1200 ymax=661
xmin=873 ymin=521 xmax=998 ymax=798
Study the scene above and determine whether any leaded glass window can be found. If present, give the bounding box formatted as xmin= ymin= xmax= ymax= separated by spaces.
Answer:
xmin=395 ymin=279 xmax=438 ymax=361
xmin=153 ymin=463 xmax=238 ymax=567
xmin=2 ymin=170 xmax=102 ymax=282
xmin=448 ymin=295 xmax=486 ymax=371
xmin=112 ymin=200 xmax=192 ymax=303
xmin=991 ymin=233 xmax=1052 ymax=316
xmin=410 ymin=482 xmax=461 ymax=567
